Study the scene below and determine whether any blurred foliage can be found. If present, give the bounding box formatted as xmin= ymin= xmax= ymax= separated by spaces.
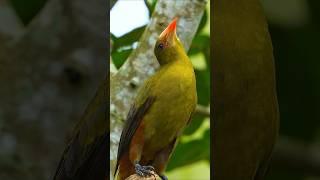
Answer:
xmin=144 ymin=0 xmax=157 ymax=17
xmin=9 ymin=0 xmax=47 ymax=25
xmin=112 ymin=25 xmax=146 ymax=51
xmin=262 ymin=0 xmax=320 ymax=179
xmin=166 ymin=160 xmax=210 ymax=180
xmin=111 ymin=25 xmax=146 ymax=69
xmin=183 ymin=115 xmax=206 ymax=135
xmin=167 ymin=129 xmax=210 ymax=171
xmin=265 ymin=0 xmax=320 ymax=142
xmin=111 ymin=0 xmax=211 ymax=177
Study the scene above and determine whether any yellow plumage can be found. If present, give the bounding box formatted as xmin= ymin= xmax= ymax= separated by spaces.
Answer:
xmin=115 ymin=18 xmax=197 ymax=180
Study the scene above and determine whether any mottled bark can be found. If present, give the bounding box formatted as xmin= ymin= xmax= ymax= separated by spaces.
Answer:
xmin=110 ymin=0 xmax=207 ymax=179
xmin=0 ymin=0 xmax=106 ymax=179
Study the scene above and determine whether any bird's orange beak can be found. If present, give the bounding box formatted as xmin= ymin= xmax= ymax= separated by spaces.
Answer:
xmin=159 ymin=18 xmax=178 ymax=43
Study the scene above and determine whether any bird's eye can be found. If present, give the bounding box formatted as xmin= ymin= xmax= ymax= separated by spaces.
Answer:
xmin=158 ymin=43 xmax=164 ymax=50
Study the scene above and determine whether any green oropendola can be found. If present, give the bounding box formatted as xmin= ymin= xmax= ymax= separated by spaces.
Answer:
xmin=212 ymin=0 xmax=279 ymax=179
xmin=114 ymin=18 xmax=197 ymax=180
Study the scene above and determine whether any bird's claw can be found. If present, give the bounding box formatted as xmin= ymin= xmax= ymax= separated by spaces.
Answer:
xmin=160 ymin=174 xmax=168 ymax=180
xmin=135 ymin=163 xmax=155 ymax=177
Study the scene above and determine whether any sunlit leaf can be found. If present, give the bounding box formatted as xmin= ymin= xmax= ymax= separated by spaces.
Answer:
xmin=196 ymin=9 xmax=208 ymax=35
xmin=167 ymin=129 xmax=210 ymax=171
xmin=183 ymin=115 xmax=205 ymax=135
xmin=195 ymin=68 xmax=210 ymax=106
xmin=190 ymin=53 xmax=207 ymax=70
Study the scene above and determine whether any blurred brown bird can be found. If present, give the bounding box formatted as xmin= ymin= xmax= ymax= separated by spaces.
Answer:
xmin=212 ymin=0 xmax=279 ymax=179
xmin=53 ymin=80 xmax=108 ymax=180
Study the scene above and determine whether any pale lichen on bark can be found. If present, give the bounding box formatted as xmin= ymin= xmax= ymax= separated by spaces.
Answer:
xmin=109 ymin=0 xmax=207 ymax=179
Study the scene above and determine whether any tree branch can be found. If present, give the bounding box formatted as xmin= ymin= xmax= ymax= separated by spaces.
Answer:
xmin=195 ymin=104 xmax=210 ymax=117
xmin=125 ymin=173 xmax=161 ymax=180
xmin=110 ymin=0 xmax=208 ymax=179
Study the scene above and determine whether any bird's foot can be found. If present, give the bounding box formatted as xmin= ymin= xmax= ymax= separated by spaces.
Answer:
xmin=135 ymin=163 xmax=156 ymax=177
xmin=159 ymin=174 xmax=168 ymax=180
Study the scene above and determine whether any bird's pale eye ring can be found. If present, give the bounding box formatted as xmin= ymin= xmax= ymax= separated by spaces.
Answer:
xmin=158 ymin=43 xmax=164 ymax=50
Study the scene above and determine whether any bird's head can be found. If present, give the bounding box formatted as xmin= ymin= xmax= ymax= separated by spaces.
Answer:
xmin=154 ymin=18 xmax=185 ymax=65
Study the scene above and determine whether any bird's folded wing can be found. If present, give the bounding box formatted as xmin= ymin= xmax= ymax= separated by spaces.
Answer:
xmin=114 ymin=80 xmax=156 ymax=176
xmin=114 ymin=96 xmax=155 ymax=176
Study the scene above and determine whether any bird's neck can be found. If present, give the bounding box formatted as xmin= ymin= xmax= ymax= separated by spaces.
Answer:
xmin=161 ymin=51 xmax=191 ymax=68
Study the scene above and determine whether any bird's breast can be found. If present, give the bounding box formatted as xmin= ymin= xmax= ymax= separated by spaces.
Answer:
xmin=143 ymin=64 xmax=197 ymax=153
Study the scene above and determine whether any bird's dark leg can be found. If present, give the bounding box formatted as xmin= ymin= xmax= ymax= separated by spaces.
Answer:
xmin=134 ymin=163 xmax=155 ymax=177
xmin=151 ymin=138 xmax=177 ymax=180
xmin=159 ymin=174 xmax=168 ymax=180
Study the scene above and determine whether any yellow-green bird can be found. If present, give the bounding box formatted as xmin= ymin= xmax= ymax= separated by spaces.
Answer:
xmin=114 ymin=18 xmax=197 ymax=180
xmin=212 ymin=0 xmax=279 ymax=179
xmin=53 ymin=79 xmax=108 ymax=180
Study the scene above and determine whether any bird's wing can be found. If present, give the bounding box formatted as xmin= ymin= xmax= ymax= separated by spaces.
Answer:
xmin=114 ymin=80 xmax=156 ymax=176
xmin=53 ymin=80 xmax=108 ymax=180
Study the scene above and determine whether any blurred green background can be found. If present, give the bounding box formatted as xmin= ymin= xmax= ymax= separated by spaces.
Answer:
xmin=262 ymin=0 xmax=320 ymax=179
xmin=4 ymin=0 xmax=320 ymax=179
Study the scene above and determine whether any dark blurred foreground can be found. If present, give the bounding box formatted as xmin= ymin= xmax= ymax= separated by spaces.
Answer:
xmin=263 ymin=0 xmax=320 ymax=179
xmin=0 ymin=0 xmax=106 ymax=179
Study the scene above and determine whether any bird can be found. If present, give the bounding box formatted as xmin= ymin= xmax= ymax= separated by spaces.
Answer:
xmin=114 ymin=18 xmax=197 ymax=180
xmin=212 ymin=0 xmax=279 ymax=179
xmin=53 ymin=79 xmax=108 ymax=180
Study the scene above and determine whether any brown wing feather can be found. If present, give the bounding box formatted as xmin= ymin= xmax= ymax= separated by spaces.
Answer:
xmin=53 ymin=81 xmax=108 ymax=180
xmin=114 ymin=96 xmax=155 ymax=177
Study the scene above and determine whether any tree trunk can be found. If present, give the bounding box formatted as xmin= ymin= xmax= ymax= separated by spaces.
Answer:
xmin=0 ymin=0 xmax=106 ymax=179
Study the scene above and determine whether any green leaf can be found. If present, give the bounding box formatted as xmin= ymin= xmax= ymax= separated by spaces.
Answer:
xmin=112 ymin=49 xmax=132 ymax=69
xmin=195 ymin=68 xmax=210 ymax=106
xmin=144 ymin=0 xmax=157 ymax=17
xmin=183 ymin=115 xmax=205 ymax=135
xmin=188 ymin=35 xmax=210 ymax=56
xmin=112 ymin=25 xmax=146 ymax=53
xmin=9 ymin=0 xmax=47 ymax=25
xmin=188 ymin=35 xmax=210 ymax=106
xmin=196 ymin=9 xmax=208 ymax=35
xmin=167 ymin=129 xmax=210 ymax=171
xmin=110 ymin=33 xmax=117 ymax=44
